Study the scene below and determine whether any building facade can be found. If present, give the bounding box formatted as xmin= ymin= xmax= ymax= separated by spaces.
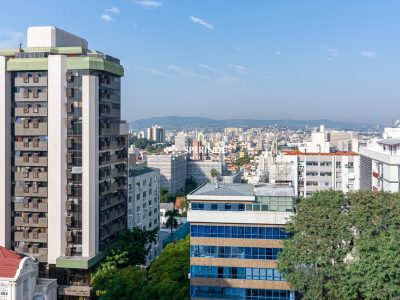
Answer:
xmin=128 ymin=166 xmax=161 ymax=266
xmin=0 ymin=26 xmax=128 ymax=298
xmin=146 ymin=125 xmax=165 ymax=143
xmin=359 ymin=126 xmax=400 ymax=192
xmin=187 ymin=183 xmax=295 ymax=300
xmin=282 ymin=150 xmax=360 ymax=197
xmin=187 ymin=160 xmax=224 ymax=185
xmin=146 ymin=153 xmax=187 ymax=195
xmin=0 ymin=246 xmax=57 ymax=300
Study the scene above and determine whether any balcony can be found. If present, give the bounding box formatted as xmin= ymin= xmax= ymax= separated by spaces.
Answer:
xmin=15 ymin=141 xmax=47 ymax=151
xmin=15 ymin=186 xmax=47 ymax=197
xmin=14 ymin=231 xmax=47 ymax=243
xmin=14 ymin=76 xmax=48 ymax=87
xmin=14 ymin=247 xmax=47 ymax=263
xmin=15 ymin=91 xmax=47 ymax=102
xmin=15 ymin=107 xmax=48 ymax=117
xmin=14 ymin=216 xmax=47 ymax=227
xmin=15 ymin=171 xmax=48 ymax=182
xmin=15 ymin=156 xmax=47 ymax=166
xmin=14 ymin=201 xmax=47 ymax=212
xmin=15 ymin=122 xmax=48 ymax=136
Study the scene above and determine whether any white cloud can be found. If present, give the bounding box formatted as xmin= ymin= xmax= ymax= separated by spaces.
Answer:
xmin=136 ymin=0 xmax=162 ymax=9
xmin=168 ymin=65 xmax=196 ymax=77
xmin=216 ymin=73 xmax=239 ymax=84
xmin=105 ymin=7 xmax=120 ymax=14
xmin=190 ymin=16 xmax=214 ymax=29
xmin=133 ymin=65 xmax=173 ymax=78
xmin=100 ymin=14 xmax=114 ymax=22
xmin=229 ymin=64 xmax=248 ymax=75
xmin=0 ymin=29 xmax=24 ymax=48
xmin=197 ymin=64 xmax=217 ymax=72
xmin=360 ymin=50 xmax=376 ymax=60
xmin=326 ymin=47 xmax=339 ymax=61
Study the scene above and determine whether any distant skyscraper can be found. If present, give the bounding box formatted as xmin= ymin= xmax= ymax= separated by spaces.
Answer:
xmin=0 ymin=26 xmax=128 ymax=298
xmin=147 ymin=125 xmax=165 ymax=143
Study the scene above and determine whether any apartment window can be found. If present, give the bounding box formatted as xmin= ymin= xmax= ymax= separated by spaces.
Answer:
xmin=336 ymin=162 xmax=341 ymax=168
xmin=33 ymin=169 xmax=39 ymax=178
xmin=33 ymin=119 xmax=39 ymax=128
xmin=33 ymin=138 xmax=39 ymax=148
xmin=32 ymin=213 xmax=39 ymax=224
xmin=32 ymin=229 xmax=39 ymax=239
xmin=23 ymin=168 xmax=29 ymax=178
xmin=23 ymin=119 xmax=29 ymax=128
xmin=23 ymin=198 xmax=29 ymax=208
xmin=23 ymin=138 xmax=29 ymax=147
xmin=23 ymin=88 xmax=29 ymax=98
xmin=23 ymin=153 xmax=29 ymax=163
xmin=22 ymin=213 xmax=29 ymax=223
xmin=32 ymin=89 xmax=39 ymax=98
xmin=33 ymin=153 xmax=39 ymax=163
xmin=23 ymin=74 xmax=29 ymax=83
xmin=23 ymin=104 xmax=30 ymax=113
xmin=23 ymin=183 xmax=30 ymax=193
xmin=32 ymin=199 xmax=39 ymax=209
xmin=33 ymin=74 xmax=40 ymax=83
xmin=33 ymin=104 xmax=39 ymax=113
xmin=306 ymin=161 xmax=318 ymax=166
xmin=23 ymin=229 xmax=30 ymax=239
xmin=320 ymin=162 xmax=332 ymax=167
xmin=32 ymin=183 xmax=38 ymax=194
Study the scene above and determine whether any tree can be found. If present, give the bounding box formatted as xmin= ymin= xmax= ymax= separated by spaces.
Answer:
xmin=165 ymin=209 xmax=180 ymax=240
xmin=185 ymin=176 xmax=198 ymax=194
xmin=210 ymin=168 xmax=218 ymax=182
xmin=278 ymin=190 xmax=400 ymax=300
xmin=139 ymin=237 xmax=190 ymax=300
xmin=91 ymin=227 xmax=158 ymax=298
xmin=160 ymin=188 xmax=173 ymax=203
xmin=92 ymin=266 xmax=146 ymax=300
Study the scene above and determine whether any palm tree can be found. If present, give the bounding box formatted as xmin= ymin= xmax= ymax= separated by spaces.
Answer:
xmin=210 ymin=168 xmax=218 ymax=183
xmin=165 ymin=208 xmax=180 ymax=240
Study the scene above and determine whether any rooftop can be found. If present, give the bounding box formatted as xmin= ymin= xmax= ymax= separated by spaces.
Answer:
xmin=376 ymin=139 xmax=400 ymax=146
xmin=189 ymin=183 xmax=254 ymax=197
xmin=129 ymin=166 xmax=158 ymax=177
xmin=0 ymin=246 xmax=22 ymax=278
xmin=283 ymin=150 xmax=359 ymax=156
xmin=254 ymin=183 xmax=295 ymax=197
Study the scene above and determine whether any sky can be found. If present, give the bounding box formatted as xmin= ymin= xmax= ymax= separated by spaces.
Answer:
xmin=0 ymin=1 xmax=399 ymax=124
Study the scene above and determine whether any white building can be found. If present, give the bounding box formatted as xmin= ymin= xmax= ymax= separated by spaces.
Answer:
xmin=187 ymin=160 xmax=224 ymax=185
xmin=146 ymin=153 xmax=187 ymax=195
xmin=0 ymin=26 xmax=128 ymax=298
xmin=147 ymin=125 xmax=165 ymax=143
xmin=128 ymin=166 xmax=161 ymax=266
xmin=359 ymin=126 xmax=400 ymax=192
xmin=0 ymin=247 xmax=57 ymax=300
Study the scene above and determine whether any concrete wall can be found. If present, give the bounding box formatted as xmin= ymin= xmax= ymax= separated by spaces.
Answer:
xmin=0 ymin=56 xmax=11 ymax=248
xmin=47 ymin=55 xmax=68 ymax=263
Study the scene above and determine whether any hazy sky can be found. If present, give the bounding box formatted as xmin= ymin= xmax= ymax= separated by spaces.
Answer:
xmin=0 ymin=1 xmax=399 ymax=124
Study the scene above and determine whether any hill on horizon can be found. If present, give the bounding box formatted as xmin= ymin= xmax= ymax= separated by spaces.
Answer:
xmin=129 ymin=116 xmax=381 ymax=131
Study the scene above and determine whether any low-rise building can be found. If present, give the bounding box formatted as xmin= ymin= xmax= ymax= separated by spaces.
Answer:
xmin=0 ymin=246 xmax=57 ymax=300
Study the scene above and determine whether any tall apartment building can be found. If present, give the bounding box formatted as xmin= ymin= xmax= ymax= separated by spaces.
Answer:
xmin=146 ymin=125 xmax=165 ymax=143
xmin=359 ymin=126 xmax=400 ymax=192
xmin=282 ymin=150 xmax=360 ymax=197
xmin=187 ymin=160 xmax=224 ymax=184
xmin=188 ymin=183 xmax=295 ymax=300
xmin=0 ymin=26 xmax=128 ymax=298
xmin=146 ymin=153 xmax=187 ymax=194
xmin=128 ymin=165 xmax=161 ymax=266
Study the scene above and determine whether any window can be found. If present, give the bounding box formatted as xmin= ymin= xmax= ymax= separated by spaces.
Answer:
xmin=191 ymin=225 xmax=290 ymax=239
xmin=23 ymin=104 xmax=30 ymax=113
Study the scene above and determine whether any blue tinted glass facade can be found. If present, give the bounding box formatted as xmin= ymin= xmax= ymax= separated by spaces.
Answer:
xmin=191 ymin=265 xmax=284 ymax=281
xmin=191 ymin=286 xmax=294 ymax=300
xmin=191 ymin=225 xmax=291 ymax=239
xmin=191 ymin=202 xmax=246 ymax=211
xmin=190 ymin=245 xmax=282 ymax=260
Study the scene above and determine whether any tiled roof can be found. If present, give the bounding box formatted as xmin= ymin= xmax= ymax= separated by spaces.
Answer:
xmin=0 ymin=246 xmax=22 ymax=278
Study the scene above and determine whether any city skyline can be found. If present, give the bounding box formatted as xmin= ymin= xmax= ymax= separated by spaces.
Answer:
xmin=0 ymin=1 xmax=399 ymax=123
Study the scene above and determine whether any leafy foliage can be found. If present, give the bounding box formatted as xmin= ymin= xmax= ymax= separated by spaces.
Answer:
xmin=139 ymin=237 xmax=190 ymax=300
xmin=278 ymin=190 xmax=400 ymax=300
xmin=165 ymin=209 xmax=180 ymax=239
xmin=234 ymin=155 xmax=251 ymax=166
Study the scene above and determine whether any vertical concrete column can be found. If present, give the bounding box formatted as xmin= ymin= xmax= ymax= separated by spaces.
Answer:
xmin=47 ymin=55 xmax=68 ymax=264
xmin=0 ymin=56 xmax=11 ymax=248
xmin=82 ymin=75 xmax=99 ymax=256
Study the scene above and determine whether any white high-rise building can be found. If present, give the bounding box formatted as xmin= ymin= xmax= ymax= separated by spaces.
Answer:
xmin=147 ymin=125 xmax=165 ymax=143
xmin=359 ymin=125 xmax=400 ymax=192
xmin=0 ymin=26 xmax=128 ymax=298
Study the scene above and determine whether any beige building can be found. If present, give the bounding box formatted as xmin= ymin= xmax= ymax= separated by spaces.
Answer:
xmin=0 ymin=26 xmax=128 ymax=298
